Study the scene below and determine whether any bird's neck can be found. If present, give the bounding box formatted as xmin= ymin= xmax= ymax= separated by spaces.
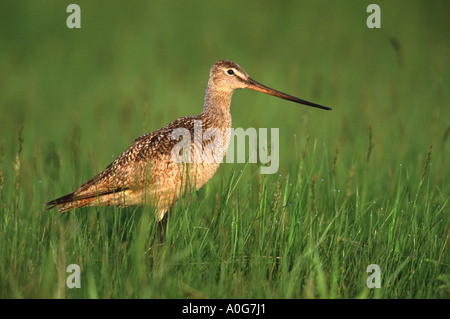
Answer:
xmin=201 ymin=86 xmax=233 ymax=129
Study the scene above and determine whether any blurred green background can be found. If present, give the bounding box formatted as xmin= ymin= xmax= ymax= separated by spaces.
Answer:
xmin=0 ymin=0 xmax=449 ymax=298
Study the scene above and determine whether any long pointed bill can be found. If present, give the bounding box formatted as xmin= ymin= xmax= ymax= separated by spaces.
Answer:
xmin=247 ymin=78 xmax=332 ymax=111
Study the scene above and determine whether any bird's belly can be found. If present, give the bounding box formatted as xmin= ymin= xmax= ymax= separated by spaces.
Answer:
xmin=141 ymin=161 xmax=220 ymax=220
xmin=154 ymin=161 xmax=221 ymax=196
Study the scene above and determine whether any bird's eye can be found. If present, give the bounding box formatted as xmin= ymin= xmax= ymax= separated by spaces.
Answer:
xmin=227 ymin=69 xmax=235 ymax=75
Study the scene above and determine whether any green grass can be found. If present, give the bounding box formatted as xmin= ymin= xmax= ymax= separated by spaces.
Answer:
xmin=0 ymin=1 xmax=449 ymax=298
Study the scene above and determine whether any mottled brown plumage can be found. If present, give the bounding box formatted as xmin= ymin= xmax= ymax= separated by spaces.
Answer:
xmin=46 ymin=60 xmax=331 ymax=221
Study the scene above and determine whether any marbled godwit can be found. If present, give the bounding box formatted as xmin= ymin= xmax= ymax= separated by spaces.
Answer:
xmin=46 ymin=60 xmax=331 ymax=221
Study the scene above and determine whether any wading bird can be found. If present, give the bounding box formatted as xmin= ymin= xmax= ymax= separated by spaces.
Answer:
xmin=46 ymin=60 xmax=331 ymax=225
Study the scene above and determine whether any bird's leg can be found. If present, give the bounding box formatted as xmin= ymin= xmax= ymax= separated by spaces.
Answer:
xmin=146 ymin=211 xmax=168 ymax=255
xmin=158 ymin=212 xmax=168 ymax=243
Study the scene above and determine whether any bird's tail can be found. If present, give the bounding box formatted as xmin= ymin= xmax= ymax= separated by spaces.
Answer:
xmin=46 ymin=190 xmax=170 ymax=221
xmin=45 ymin=192 xmax=98 ymax=213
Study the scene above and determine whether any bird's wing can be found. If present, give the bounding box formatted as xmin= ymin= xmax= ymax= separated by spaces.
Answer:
xmin=67 ymin=117 xmax=196 ymax=201
xmin=45 ymin=116 xmax=199 ymax=211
